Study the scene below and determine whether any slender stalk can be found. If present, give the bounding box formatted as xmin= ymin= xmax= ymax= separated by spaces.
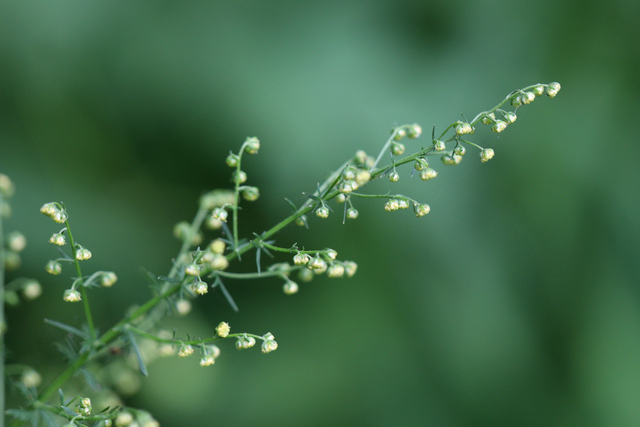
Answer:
xmin=0 ymin=195 xmax=6 ymax=426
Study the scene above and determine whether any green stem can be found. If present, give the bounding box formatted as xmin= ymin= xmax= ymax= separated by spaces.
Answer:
xmin=0 ymin=195 xmax=6 ymax=424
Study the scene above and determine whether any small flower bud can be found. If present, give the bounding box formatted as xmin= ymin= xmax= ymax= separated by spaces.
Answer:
xmin=407 ymin=123 xmax=422 ymax=138
xmin=52 ymin=210 xmax=68 ymax=224
xmin=0 ymin=201 xmax=11 ymax=219
xmin=178 ymin=344 xmax=194 ymax=358
xmin=388 ymin=170 xmax=400 ymax=182
xmin=414 ymin=203 xmax=431 ymax=217
xmin=4 ymin=250 xmax=20 ymax=270
xmin=510 ymin=96 xmax=522 ymax=107
xmin=293 ymin=253 xmax=311 ymax=266
xmin=504 ymin=112 xmax=517 ymax=124
xmin=211 ymin=207 xmax=228 ymax=222
xmin=298 ymin=268 xmax=314 ymax=282
xmin=176 ymin=299 xmax=192 ymax=315
xmin=233 ymin=170 xmax=247 ymax=185
xmin=482 ymin=112 xmax=496 ymax=125
xmin=393 ymin=128 xmax=406 ymax=141
xmin=346 ymin=207 xmax=359 ymax=219
xmin=39 ymin=202 xmax=57 ymax=217
xmin=210 ymin=239 xmax=226 ymax=254
xmin=354 ymin=150 xmax=368 ymax=165
xmin=6 ymin=231 xmax=26 ymax=252
xmin=261 ymin=333 xmax=278 ymax=354
xmin=480 ymin=148 xmax=495 ymax=163
xmin=455 ymin=122 xmax=474 ymax=135
xmin=533 ymin=85 xmax=545 ymax=96
xmin=384 ymin=199 xmax=400 ymax=211
xmin=48 ymin=233 xmax=66 ymax=246
xmin=244 ymin=137 xmax=260 ymax=154
xmin=184 ymin=263 xmax=200 ymax=276
xmin=391 ymin=142 xmax=405 ymax=156
xmin=491 ymin=120 xmax=507 ymax=133
xmin=20 ymin=368 xmax=41 ymax=388
xmin=295 ymin=215 xmax=307 ymax=227
xmin=324 ymin=248 xmax=338 ymax=260
xmin=454 ymin=145 xmax=466 ymax=156
xmin=308 ymin=255 xmax=327 ymax=270
xmin=241 ymin=186 xmax=260 ymax=201
xmin=0 ymin=174 xmax=14 ymax=197
xmin=434 ymin=140 xmax=446 ymax=152
xmin=236 ymin=335 xmax=256 ymax=350
xmin=327 ymin=264 xmax=345 ymax=278
xmin=354 ymin=169 xmax=371 ymax=186
xmin=216 ymin=322 xmax=230 ymax=338
xmin=101 ymin=272 xmax=118 ymax=287
xmin=547 ymin=82 xmax=561 ymax=98
xmin=420 ymin=168 xmax=438 ymax=181
xmin=398 ymin=199 xmax=409 ymax=209
xmin=338 ymin=180 xmax=354 ymax=194
xmin=336 ymin=193 xmax=347 ymax=203
xmin=46 ymin=260 xmax=62 ymax=275
xmin=342 ymin=167 xmax=357 ymax=181
xmin=191 ymin=280 xmax=209 ymax=295
xmin=22 ymin=280 xmax=42 ymax=300
xmin=343 ymin=261 xmax=358 ymax=277
xmin=200 ymin=355 xmax=215 ymax=366
xmin=283 ymin=280 xmax=299 ymax=295
xmin=116 ymin=412 xmax=134 ymax=426
xmin=75 ymin=247 xmax=92 ymax=261
xmin=315 ymin=206 xmax=329 ymax=218
xmin=521 ymin=91 xmax=535 ymax=104
xmin=63 ymin=289 xmax=82 ymax=302
xmin=225 ymin=153 xmax=239 ymax=167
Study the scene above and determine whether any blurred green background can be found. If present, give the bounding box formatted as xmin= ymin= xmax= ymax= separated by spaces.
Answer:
xmin=2 ymin=1 xmax=640 ymax=426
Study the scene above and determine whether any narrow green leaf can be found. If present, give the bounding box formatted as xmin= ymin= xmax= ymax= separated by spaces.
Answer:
xmin=126 ymin=331 xmax=148 ymax=377
xmin=44 ymin=319 xmax=89 ymax=339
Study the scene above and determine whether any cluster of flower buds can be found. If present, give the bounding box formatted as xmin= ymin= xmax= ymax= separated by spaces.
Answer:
xmin=40 ymin=202 xmax=68 ymax=224
xmin=291 ymin=249 xmax=357 ymax=286
xmin=115 ymin=409 xmax=159 ymax=427
xmin=236 ymin=334 xmax=257 ymax=350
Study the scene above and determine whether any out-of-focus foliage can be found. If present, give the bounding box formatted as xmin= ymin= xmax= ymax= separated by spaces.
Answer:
xmin=1 ymin=1 xmax=639 ymax=426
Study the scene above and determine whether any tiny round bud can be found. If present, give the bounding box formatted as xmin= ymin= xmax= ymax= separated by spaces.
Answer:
xmin=178 ymin=344 xmax=194 ymax=358
xmin=244 ymin=136 xmax=260 ymax=154
xmin=308 ymin=255 xmax=327 ymax=270
xmin=434 ymin=140 xmax=446 ymax=151
xmin=298 ymin=268 xmax=314 ymax=282
xmin=261 ymin=334 xmax=278 ymax=354
xmin=336 ymin=193 xmax=347 ymax=203
xmin=225 ymin=153 xmax=239 ymax=167
xmin=191 ymin=280 xmax=209 ymax=295
xmin=115 ymin=412 xmax=134 ymax=426
xmin=504 ymin=112 xmax=517 ymax=124
xmin=327 ymin=264 xmax=345 ymax=278
xmin=454 ymin=145 xmax=466 ymax=156
xmin=343 ymin=261 xmax=358 ymax=277
xmin=233 ymin=170 xmax=247 ymax=184
xmin=212 ymin=207 xmax=228 ymax=222
xmin=216 ymin=321 xmax=230 ymax=338
xmin=7 ymin=231 xmax=26 ymax=252
xmin=480 ymin=148 xmax=495 ymax=163
xmin=283 ymin=280 xmax=299 ymax=295
xmin=184 ymin=263 xmax=200 ymax=276
xmin=49 ymin=233 xmax=66 ymax=246
xmin=354 ymin=169 xmax=371 ymax=186
xmin=209 ymin=254 xmax=229 ymax=270
xmin=324 ymin=248 xmax=338 ymax=260
xmin=510 ymin=96 xmax=522 ymax=107
xmin=407 ymin=123 xmax=422 ymax=138
xmin=338 ymin=181 xmax=354 ymax=194
xmin=354 ymin=150 xmax=368 ymax=165
xmin=397 ymin=199 xmax=409 ymax=209
xmin=388 ymin=170 xmax=400 ymax=182
xmin=63 ymin=289 xmax=82 ymax=302
xmin=22 ymin=280 xmax=42 ymax=300
xmin=210 ymin=239 xmax=226 ymax=254
xmin=241 ymin=186 xmax=260 ymax=201
xmin=52 ymin=210 xmax=68 ymax=224
xmin=491 ymin=120 xmax=507 ymax=133
xmin=482 ymin=112 xmax=496 ymax=125
xmin=236 ymin=335 xmax=256 ymax=350
xmin=346 ymin=207 xmax=359 ymax=219
xmin=547 ymin=82 xmax=561 ymax=98
xmin=342 ymin=167 xmax=357 ymax=181
xmin=176 ymin=299 xmax=192 ymax=315
xmin=420 ymin=168 xmax=438 ymax=181
xmin=414 ymin=203 xmax=431 ymax=217
xmin=384 ymin=199 xmax=400 ymax=212
xmin=4 ymin=250 xmax=20 ymax=270
xmin=293 ymin=253 xmax=311 ymax=266
xmin=200 ymin=355 xmax=215 ymax=367
xmin=393 ymin=128 xmax=406 ymax=141
xmin=315 ymin=206 xmax=329 ymax=219
xmin=101 ymin=272 xmax=118 ymax=287
xmin=40 ymin=202 xmax=57 ymax=217
xmin=75 ymin=247 xmax=92 ymax=261
xmin=521 ymin=91 xmax=535 ymax=104
xmin=455 ymin=122 xmax=474 ymax=135
xmin=20 ymin=368 xmax=41 ymax=389
xmin=533 ymin=85 xmax=545 ymax=96
xmin=0 ymin=174 xmax=15 ymax=197
xmin=206 ymin=217 xmax=223 ymax=230
xmin=295 ymin=215 xmax=307 ymax=227
xmin=46 ymin=260 xmax=62 ymax=275
xmin=391 ymin=142 xmax=405 ymax=156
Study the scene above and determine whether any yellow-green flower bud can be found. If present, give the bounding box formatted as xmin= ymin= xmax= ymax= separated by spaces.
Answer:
xmin=455 ymin=122 xmax=474 ymax=135
xmin=216 ymin=321 xmax=230 ymax=338
xmin=324 ymin=248 xmax=337 ymax=260
xmin=327 ymin=264 xmax=345 ymax=278
xmin=178 ymin=344 xmax=194 ymax=357
xmin=244 ymin=137 xmax=260 ymax=154
xmin=482 ymin=112 xmax=496 ymax=125
xmin=308 ymin=255 xmax=327 ymax=270
xmin=210 ymin=239 xmax=226 ymax=254
xmin=420 ymin=168 xmax=438 ymax=181
xmin=315 ymin=206 xmax=329 ymax=218
xmin=241 ymin=186 xmax=260 ymax=201
xmin=191 ymin=280 xmax=209 ymax=295
xmin=393 ymin=128 xmax=406 ymax=141
xmin=504 ymin=112 xmax=517 ymax=124
xmin=22 ymin=280 xmax=42 ymax=300
xmin=226 ymin=153 xmax=239 ymax=167
xmin=49 ymin=233 xmax=66 ymax=246
xmin=283 ymin=280 xmax=299 ymax=295
xmin=295 ymin=215 xmax=307 ymax=227
xmin=355 ymin=169 xmax=371 ymax=186
xmin=344 ymin=261 xmax=358 ymax=277
xmin=261 ymin=333 xmax=278 ymax=354
xmin=346 ymin=207 xmax=359 ymax=219
xmin=293 ymin=253 xmax=310 ymax=266
xmin=63 ymin=289 xmax=82 ymax=302
xmin=388 ymin=170 xmax=400 ymax=182
xmin=233 ymin=170 xmax=247 ymax=184
xmin=547 ymin=82 xmax=561 ymax=98
xmin=75 ymin=247 xmax=92 ymax=261
xmin=491 ymin=120 xmax=507 ymax=133
xmin=407 ymin=123 xmax=422 ymax=138
xmin=480 ymin=148 xmax=495 ymax=163
xmin=46 ymin=260 xmax=62 ymax=275
xmin=434 ymin=140 xmax=446 ymax=151
xmin=101 ymin=272 xmax=118 ymax=287
xmin=391 ymin=142 xmax=405 ymax=156
xmin=533 ymin=85 xmax=545 ymax=96
xmin=212 ymin=207 xmax=228 ymax=222
xmin=0 ymin=174 xmax=14 ymax=197
xmin=298 ymin=268 xmax=313 ymax=282
xmin=454 ymin=145 xmax=466 ymax=156
xmin=414 ymin=203 xmax=431 ymax=217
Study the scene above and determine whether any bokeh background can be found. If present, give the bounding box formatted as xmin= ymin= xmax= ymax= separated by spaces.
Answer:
xmin=2 ymin=1 xmax=640 ymax=426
